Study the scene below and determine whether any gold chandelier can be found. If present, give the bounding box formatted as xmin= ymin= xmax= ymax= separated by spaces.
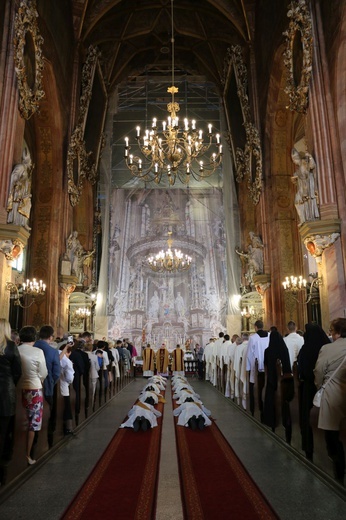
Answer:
xmin=124 ymin=0 xmax=222 ymax=186
xmin=282 ymin=274 xmax=322 ymax=304
xmin=75 ymin=307 xmax=91 ymax=318
xmin=147 ymin=232 xmax=192 ymax=273
xmin=6 ymin=278 xmax=46 ymax=308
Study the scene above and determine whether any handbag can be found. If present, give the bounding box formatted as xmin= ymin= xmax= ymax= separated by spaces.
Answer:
xmin=313 ymin=353 xmax=346 ymax=408
xmin=313 ymin=387 xmax=323 ymax=407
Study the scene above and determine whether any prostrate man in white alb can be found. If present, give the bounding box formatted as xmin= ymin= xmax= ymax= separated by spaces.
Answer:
xmin=284 ymin=321 xmax=304 ymax=371
xmin=246 ymin=320 xmax=269 ymax=417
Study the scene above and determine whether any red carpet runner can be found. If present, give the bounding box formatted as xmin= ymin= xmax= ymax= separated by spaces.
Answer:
xmin=174 ymin=405 xmax=279 ymax=519
xmin=61 ymin=400 xmax=164 ymax=520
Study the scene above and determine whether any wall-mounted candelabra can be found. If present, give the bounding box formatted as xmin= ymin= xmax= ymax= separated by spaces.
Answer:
xmin=6 ymin=278 xmax=46 ymax=308
xmin=282 ymin=274 xmax=322 ymax=304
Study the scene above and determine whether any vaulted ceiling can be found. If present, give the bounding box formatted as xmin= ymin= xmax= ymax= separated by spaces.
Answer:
xmin=72 ymin=0 xmax=253 ymax=92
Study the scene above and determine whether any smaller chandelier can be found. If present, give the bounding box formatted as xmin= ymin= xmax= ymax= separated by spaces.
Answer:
xmin=22 ymin=278 xmax=46 ymax=296
xmin=75 ymin=307 xmax=91 ymax=318
xmin=282 ymin=274 xmax=322 ymax=304
xmin=241 ymin=305 xmax=264 ymax=320
xmin=147 ymin=232 xmax=192 ymax=273
xmin=282 ymin=275 xmax=306 ymax=294
xmin=6 ymin=278 xmax=46 ymax=308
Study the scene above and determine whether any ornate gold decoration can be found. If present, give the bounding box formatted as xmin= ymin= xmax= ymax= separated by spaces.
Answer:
xmin=0 ymin=223 xmax=30 ymax=260
xmin=303 ymin=233 xmax=340 ymax=263
xmin=13 ymin=0 xmax=45 ymax=120
xmin=235 ymin=122 xmax=263 ymax=205
xmin=283 ymin=0 xmax=313 ymax=114
xmin=0 ymin=239 xmax=24 ymax=261
xmin=67 ymin=46 xmax=103 ymax=206
xmin=298 ymin=219 xmax=341 ymax=263
xmin=67 ymin=126 xmax=95 ymax=207
xmin=253 ymin=274 xmax=271 ymax=297
xmin=59 ymin=274 xmax=78 ymax=295
xmin=222 ymin=46 xmax=263 ymax=205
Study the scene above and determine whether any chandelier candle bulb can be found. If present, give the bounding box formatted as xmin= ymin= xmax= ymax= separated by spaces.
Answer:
xmin=123 ymin=0 xmax=222 ymax=184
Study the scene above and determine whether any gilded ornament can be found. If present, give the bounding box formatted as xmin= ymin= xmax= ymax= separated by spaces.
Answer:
xmin=13 ymin=0 xmax=45 ymax=120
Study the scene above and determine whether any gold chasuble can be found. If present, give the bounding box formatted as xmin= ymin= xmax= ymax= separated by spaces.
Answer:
xmin=172 ymin=347 xmax=185 ymax=372
xmin=143 ymin=346 xmax=155 ymax=372
xmin=155 ymin=347 xmax=169 ymax=373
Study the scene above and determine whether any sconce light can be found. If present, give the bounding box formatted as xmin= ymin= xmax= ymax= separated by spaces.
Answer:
xmin=241 ymin=305 xmax=264 ymax=321
xmin=282 ymin=274 xmax=322 ymax=304
xmin=75 ymin=307 xmax=91 ymax=318
xmin=6 ymin=278 xmax=46 ymax=308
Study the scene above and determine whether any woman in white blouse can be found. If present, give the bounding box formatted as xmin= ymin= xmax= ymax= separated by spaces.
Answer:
xmin=18 ymin=326 xmax=48 ymax=465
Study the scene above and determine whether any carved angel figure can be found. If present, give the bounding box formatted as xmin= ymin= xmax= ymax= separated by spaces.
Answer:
xmin=236 ymin=232 xmax=264 ymax=287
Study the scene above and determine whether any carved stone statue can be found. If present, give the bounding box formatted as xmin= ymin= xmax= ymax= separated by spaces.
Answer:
xmin=174 ymin=291 xmax=185 ymax=318
xmin=236 ymin=232 xmax=264 ymax=287
xmin=291 ymin=148 xmax=319 ymax=225
xmin=148 ymin=290 xmax=160 ymax=320
xmin=66 ymin=231 xmax=94 ymax=285
xmin=6 ymin=148 xmax=33 ymax=230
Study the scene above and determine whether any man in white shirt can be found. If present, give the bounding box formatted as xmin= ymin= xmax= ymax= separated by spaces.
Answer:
xmin=246 ymin=320 xmax=269 ymax=416
xmin=213 ymin=332 xmax=224 ymax=387
xmin=203 ymin=338 xmax=215 ymax=382
xmin=284 ymin=321 xmax=304 ymax=371
xmin=221 ymin=334 xmax=233 ymax=397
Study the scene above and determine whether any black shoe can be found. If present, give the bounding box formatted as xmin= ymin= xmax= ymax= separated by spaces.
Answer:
xmin=197 ymin=416 xmax=205 ymax=430
xmin=133 ymin=417 xmax=141 ymax=432
xmin=141 ymin=419 xmax=151 ymax=432
xmin=188 ymin=416 xmax=197 ymax=431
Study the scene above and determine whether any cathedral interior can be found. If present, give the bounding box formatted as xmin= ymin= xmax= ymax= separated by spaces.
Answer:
xmin=0 ymin=0 xmax=345 ymax=514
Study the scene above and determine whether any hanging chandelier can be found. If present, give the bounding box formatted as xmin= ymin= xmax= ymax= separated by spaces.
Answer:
xmin=124 ymin=0 xmax=222 ymax=186
xmin=147 ymin=232 xmax=192 ymax=272
xmin=75 ymin=307 xmax=91 ymax=318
